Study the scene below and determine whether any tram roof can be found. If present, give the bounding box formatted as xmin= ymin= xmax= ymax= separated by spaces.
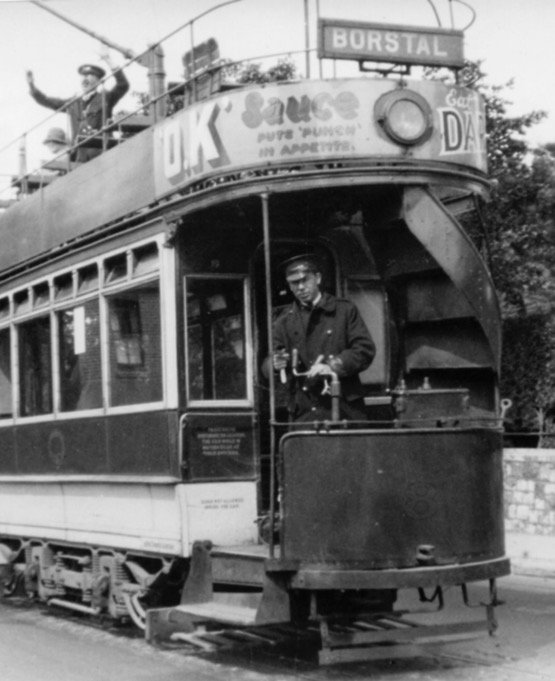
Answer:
xmin=0 ymin=72 xmax=489 ymax=282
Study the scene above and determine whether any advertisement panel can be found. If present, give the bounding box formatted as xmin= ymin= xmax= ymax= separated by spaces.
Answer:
xmin=153 ymin=78 xmax=486 ymax=200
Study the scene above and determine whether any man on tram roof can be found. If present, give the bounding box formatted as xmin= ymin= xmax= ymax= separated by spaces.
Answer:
xmin=26 ymin=49 xmax=129 ymax=163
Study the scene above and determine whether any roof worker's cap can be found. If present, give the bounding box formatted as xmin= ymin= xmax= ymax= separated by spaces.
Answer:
xmin=43 ymin=127 xmax=68 ymax=146
xmin=281 ymin=253 xmax=320 ymax=282
xmin=78 ymin=64 xmax=106 ymax=79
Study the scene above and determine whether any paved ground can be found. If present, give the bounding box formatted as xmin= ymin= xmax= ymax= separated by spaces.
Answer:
xmin=2 ymin=572 xmax=555 ymax=681
xmin=506 ymin=531 xmax=555 ymax=580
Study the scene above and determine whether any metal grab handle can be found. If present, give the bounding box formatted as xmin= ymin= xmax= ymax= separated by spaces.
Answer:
xmin=290 ymin=349 xmax=341 ymax=421
xmin=291 ymin=349 xmax=325 ymax=377
xmin=501 ymin=398 xmax=512 ymax=420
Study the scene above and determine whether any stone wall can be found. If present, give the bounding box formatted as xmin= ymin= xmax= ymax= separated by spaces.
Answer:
xmin=503 ymin=448 xmax=555 ymax=575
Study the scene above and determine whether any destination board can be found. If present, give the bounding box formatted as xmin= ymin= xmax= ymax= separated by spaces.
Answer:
xmin=318 ymin=19 xmax=464 ymax=68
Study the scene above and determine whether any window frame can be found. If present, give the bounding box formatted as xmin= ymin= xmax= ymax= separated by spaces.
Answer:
xmin=0 ymin=234 xmax=173 ymax=424
xmin=104 ymin=277 xmax=165 ymax=410
xmin=0 ymin=324 xmax=14 ymax=421
xmin=17 ymin=312 xmax=53 ymax=419
xmin=184 ymin=273 xmax=254 ymax=408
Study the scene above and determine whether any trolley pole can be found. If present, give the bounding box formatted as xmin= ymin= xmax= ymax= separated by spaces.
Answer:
xmin=29 ymin=1 xmax=135 ymax=59
xmin=29 ymin=0 xmax=167 ymax=119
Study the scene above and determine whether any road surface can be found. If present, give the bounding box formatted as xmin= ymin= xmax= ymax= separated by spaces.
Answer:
xmin=2 ymin=574 xmax=555 ymax=680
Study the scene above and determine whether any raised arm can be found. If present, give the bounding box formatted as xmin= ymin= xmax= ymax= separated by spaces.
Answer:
xmin=99 ymin=53 xmax=130 ymax=106
xmin=27 ymin=70 xmax=71 ymax=112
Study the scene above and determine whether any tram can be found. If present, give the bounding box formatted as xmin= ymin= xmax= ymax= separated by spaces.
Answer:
xmin=0 ymin=2 xmax=509 ymax=664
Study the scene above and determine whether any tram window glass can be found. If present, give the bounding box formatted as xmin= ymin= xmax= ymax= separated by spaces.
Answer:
xmin=14 ymin=290 xmax=30 ymax=315
xmin=58 ymin=300 xmax=102 ymax=412
xmin=18 ymin=316 xmax=52 ymax=416
xmin=105 ymin=253 xmax=128 ymax=285
xmin=54 ymin=272 xmax=74 ymax=300
xmin=0 ymin=328 xmax=12 ymax=417
xmin=133 ymin=243 xmax=159 ymax=277
xmin=0 ymin=298 xmax=9 ymax=319
xmin=107 ymin=281 xmax=163 ymax=406
xmin=33 ymin=282 xmax=50 ymax=308
xmin=78 ymin=264 xmax=99 ymax=294
xmin=186 ymin=277 xmax=248 ymax=402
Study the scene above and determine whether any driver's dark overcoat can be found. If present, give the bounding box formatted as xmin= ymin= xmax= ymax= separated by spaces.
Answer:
xmin=273 ymin=292 xmax=375 ymax=418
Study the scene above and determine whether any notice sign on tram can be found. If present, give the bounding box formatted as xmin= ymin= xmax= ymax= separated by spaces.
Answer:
xmin=318 ymin=19 xmax=464 ymax=69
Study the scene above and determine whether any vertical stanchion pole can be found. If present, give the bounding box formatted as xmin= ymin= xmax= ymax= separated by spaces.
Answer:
xmin=189 ymin=22 xmax=197 ymax=103
xmin=316 ymin=0 xmax=323 ymax=79
xmin=18 ymin=134 xmax=29 ymax=195
xmin=304 ymin=0 xmax=310 ymax=79
xmin=261 ymin=193 xmax=277 ymax=558
xmin=18 ymin=134 xmax=27 ymax=178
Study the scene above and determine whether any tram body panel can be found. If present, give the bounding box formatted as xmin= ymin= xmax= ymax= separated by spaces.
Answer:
xmin=153 ymin=78 xmax=487 ymax=199
xmin=0 ymin=412 xmax=177 ymax=477
xmin=281 ymin=428 xmax=504 ymax=569
xmin=0 ymin=480 xmax=258 ymax=556
xmin=177 ymin=481 xmax=259 ymax=549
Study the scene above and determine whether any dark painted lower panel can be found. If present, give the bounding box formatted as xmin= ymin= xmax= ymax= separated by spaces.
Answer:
xmin=108 ymin=412 xmax=177 ymax=475
xmin=0 ymin=411 xmax=178 ymax=476
xmin=0 ymin=427 xmax=16 ymax=473
xmin=281 ymin=428 xmax=505 ymax=569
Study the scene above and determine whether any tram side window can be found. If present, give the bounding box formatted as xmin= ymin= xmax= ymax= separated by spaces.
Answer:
xmin=0 ymin=329 xmax=12 ymax=417
xmin=58 ymin=300 xmax=102 ymax=411
xmin=186 ymin=278 xmax=248 ymax=402
xmin=19 ymin=316 xmax=52 ymax=416
xmin=107 ymin=281 xmax=163 ymax=406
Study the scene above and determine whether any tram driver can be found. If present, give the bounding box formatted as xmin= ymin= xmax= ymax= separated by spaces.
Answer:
xmin=268 ymin=253 xmax=375 ymax=423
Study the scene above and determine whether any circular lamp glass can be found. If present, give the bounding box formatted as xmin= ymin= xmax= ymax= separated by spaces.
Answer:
xmin=387 ymin=99 xmax=428 ymax=142
xmin=375 ymin=90 xmax=433 ymax=146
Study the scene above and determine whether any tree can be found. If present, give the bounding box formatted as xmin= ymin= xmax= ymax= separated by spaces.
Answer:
xmin=498 ymin=148 xmax=555 ymax=438
xmin=458 ymin=62 xmax=555 ymax=437
xmin=427 ymin=62 xmax=555 ymax=438
xmin=449 ymin=62 xmax=553 ymax=308
xmin=222 ymin=57 xmax=297 ymax=84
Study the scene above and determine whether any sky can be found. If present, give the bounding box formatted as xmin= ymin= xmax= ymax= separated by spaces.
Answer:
xmin=0 ymin=0 xmax=554 ymax=189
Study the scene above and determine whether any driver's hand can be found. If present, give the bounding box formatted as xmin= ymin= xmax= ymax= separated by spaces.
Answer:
xmin=306 ymin=362 xmax=333 ymax=378
xmin=272 ymin=351 xmax=289 ymax=371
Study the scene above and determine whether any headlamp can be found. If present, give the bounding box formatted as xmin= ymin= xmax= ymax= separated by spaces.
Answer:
xmin=375 ymin=89 xmax=433 ymax=146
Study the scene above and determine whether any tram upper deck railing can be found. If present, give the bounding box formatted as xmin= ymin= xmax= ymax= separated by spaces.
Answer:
xmin=0 ymin=0 xmax=244 ymax=201
xmin=0 ymin=0 xmax=481 ymax=205
xmin=0 ymin=0 xmax=488 ymax=287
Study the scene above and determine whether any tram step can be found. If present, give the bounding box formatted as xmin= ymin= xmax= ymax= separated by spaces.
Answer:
xmin=318 ymin=616 xmax=491 ymax=665
xmin=210 ymin=546 xmax=268 ymax=587
xmin=172 ymin=599 xmax=260 ymax=626
xmin=145 ymin=541 xmax=291 ymax=643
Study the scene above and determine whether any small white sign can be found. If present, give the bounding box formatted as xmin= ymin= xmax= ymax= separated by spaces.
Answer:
xmin=73 ymin=306 xmax=86 ymax=355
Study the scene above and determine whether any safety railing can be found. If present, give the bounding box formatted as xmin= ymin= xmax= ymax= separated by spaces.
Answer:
xmin=0 ymin=0 xmax=320 ymax=204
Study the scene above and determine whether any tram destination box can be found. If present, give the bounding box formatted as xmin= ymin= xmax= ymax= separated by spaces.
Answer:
xmin=318 ymin=19 xmax=465 ymax=69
